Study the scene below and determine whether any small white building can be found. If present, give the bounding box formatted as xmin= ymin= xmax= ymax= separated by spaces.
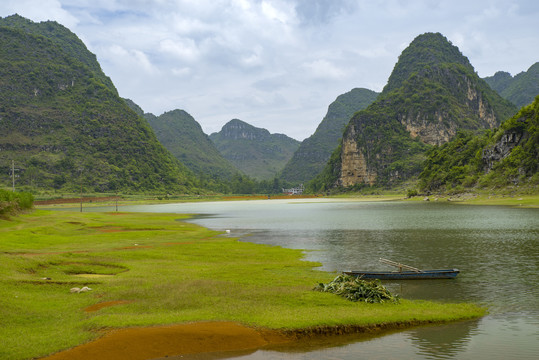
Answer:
xmin=282 ymin=184 xmax=304 ymax=195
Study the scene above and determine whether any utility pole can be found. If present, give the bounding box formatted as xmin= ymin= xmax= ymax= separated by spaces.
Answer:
xmin=80 ymin=181 xmax=83 ymax=212
xmin=11 ymin=160 xmax=15 ymax=192
xmin=79 ymin=168 xmax=83 ymax=212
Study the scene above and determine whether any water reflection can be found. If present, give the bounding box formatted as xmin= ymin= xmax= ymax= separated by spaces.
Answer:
xmin=410 ymin=320 xmax=480 ymax=359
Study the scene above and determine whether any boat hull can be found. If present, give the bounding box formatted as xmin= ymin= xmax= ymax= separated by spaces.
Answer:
xmin=344 ymin=269 xmax=459 ymax=280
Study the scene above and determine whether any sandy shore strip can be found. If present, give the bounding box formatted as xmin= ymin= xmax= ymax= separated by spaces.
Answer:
xmin=41 ymin=322 xmax=292 ymax=360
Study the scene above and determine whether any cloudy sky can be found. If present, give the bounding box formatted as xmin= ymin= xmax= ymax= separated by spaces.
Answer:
xmin=1 ymin=0 xmax=538 ymax=140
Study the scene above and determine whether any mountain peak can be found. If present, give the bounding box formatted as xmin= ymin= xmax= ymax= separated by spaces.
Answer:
xmin=383 ymin=32 xmax=473 ymax=94
xmin=0 ymin=14 xmax=116 ymax=94
xmin=210 ymin=120 xmax=299 ymax=180
xmin=218 ymin=119 xmax=271 ymax=140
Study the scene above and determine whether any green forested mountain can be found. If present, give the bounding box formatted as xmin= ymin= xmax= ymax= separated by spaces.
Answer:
xmin=419 ymin=95 xmax=539 ymax=191
xmin=135 ymin=106 xmax=241 ymax=180
xmin=209 ymin=119 xmax=300 ymax=180
xmin=0 ymin=14 xmax=116 ymax=93
xmin=279 ymin=88 xmax=379 ymax=183
xmin=484 ymin=62 xmax=539 ymax=108
xmin=0 ymin=16 xmax=197 ymax=193
xmin=309 ymin=32 xmax=517 ymax=191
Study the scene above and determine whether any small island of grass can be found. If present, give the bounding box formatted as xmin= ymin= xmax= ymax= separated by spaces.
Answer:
xmin=0 ymin=210 xmax=485 ymax=360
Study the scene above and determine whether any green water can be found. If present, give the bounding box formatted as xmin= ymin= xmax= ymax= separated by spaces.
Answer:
xmin=108 ymin=199 xmax=539 ymax=359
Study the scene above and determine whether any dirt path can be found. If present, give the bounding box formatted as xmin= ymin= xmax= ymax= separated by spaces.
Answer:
xmin=42 ymin=322 xmax=291 ymax=360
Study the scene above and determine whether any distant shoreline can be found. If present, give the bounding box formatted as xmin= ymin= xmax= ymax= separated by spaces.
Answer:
xmin=34 ymin=192 xmax=539 ymax=210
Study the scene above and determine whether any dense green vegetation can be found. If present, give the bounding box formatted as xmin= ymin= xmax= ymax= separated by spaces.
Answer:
xmin=0 ymin=15 xmax=116 ymax=93
xmin=383 ymin=32 xmax=474 ymax=94
xmin=0 ymin=210 xmax=485 ymax=359
xmin=0 ymin=189 xmax=34 ymax=216
xmin=0 ymin=16 xmax=198 ymax=193
xmin=279 ymin=88 xmax=379 ymax=184
xmin=210 ymin=119 xmax=300 ymax=180
xmin=419 ymin=96 xmax=539 ymax=191
xmin=309 ymin=32 xmax=517 ymax=192
xmin=418 ymin=131 xmax=492 ymax=192
xmin=484 ymin=62 xmax=539 ymax=108
xmin=128 ymin=104 xmax=241 ymax=181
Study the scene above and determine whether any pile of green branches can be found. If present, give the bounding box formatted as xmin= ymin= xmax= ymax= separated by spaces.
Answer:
xmin=315 ymin=274 xmax=399 ymax=303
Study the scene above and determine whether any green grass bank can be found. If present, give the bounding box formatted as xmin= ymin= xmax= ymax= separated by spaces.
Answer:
xmin=1 ymin=210 xmax=485 ymax=359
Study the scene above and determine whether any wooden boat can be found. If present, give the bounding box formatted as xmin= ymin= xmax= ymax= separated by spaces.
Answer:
xmin=344 ymin=258 xmax=460 ymax=280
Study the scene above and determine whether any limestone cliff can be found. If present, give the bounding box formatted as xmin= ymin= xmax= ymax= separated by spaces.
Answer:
xmin=279 ymin=88 xmax=379 ymax=183
xmin=338 ymin=124 xmax=377 ymax=187
xmin=311 ymin=33 xmax=517 ymax=191
xmin=482 ymin=131 xmax=529 ymax=171
xmin=418 ymin=96 xmax=538 ymax=191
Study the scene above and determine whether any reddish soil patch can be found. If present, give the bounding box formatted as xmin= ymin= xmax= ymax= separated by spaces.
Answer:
xmin=35 ymin=197 xmax=119 ymax=205
xmin=84 ymin=300 xmax=133 ymax=313
xmin=41 ymin=322 xmax=291 ymax=360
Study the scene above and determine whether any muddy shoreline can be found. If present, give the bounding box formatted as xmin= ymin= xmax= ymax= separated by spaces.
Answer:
xmin=41 ymin=320 xmax=446 ymax=360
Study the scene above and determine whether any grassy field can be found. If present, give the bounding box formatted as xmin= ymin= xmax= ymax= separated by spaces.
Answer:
xmin=1 ymin=210 xmax=485 ymax=359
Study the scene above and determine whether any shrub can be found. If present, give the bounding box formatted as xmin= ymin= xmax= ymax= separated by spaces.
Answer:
xmin=0 ymin=189 xmax=34 ymax=216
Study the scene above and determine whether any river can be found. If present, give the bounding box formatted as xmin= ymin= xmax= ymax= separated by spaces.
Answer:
xmin=104 ymin=198 xmax=539 ymax=359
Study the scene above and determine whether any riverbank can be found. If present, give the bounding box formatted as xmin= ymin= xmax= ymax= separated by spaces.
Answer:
xmin=31 ymin=189 xmax=539 ymax=211
xmin=404 ymin=192 xmax=539 ymax=208
xmin=1 ymin=210 xmax=485 ymax=359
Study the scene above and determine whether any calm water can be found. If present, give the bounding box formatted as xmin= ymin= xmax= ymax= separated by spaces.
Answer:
xmin=100 ymin=199 xmax=539 ymax=359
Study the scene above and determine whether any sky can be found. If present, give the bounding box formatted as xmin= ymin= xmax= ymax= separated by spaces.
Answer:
xmin=1 ymin=1 xmax=538 ymax=140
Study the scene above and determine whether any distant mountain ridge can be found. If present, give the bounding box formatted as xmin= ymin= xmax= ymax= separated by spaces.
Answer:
xmin=279 ymin=88 xmax=379 ymax=183
xmin=210 ymin=119 xmax=300 ymax=180
xmin=484 ymin=62 xmax=539 ymax=108
xmin=123 ymin=100 xmax=241 ymax=180
xmin=309 ymin=32 xmax=517 ymax=191
xmin=0 ymin=15 xmax=196 ymax=192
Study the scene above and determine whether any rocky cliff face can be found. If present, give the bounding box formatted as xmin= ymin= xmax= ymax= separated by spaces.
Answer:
xmin=483 ymin=130 xmax=528 ymax=171
xmin=338 ymin=125 xmax=377 ymax=186
xmin=279 ymin=88 xmax=379 ymax=183
xmin=324 ymin=33 xmax=517 ymax=189
xmin=418 ymin=96 xmax=538 ymax=191
xmin=397 ymin=76 xmax=498 ymax=146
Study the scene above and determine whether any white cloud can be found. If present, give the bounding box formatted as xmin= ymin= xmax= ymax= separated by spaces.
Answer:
xmin=159 ymin=38 xmax=200 ymax=62
xmin=261 ymin=1 xmax=293 ymax=24
xmin=171 ymin=67 xmax=192 ymax=77
xmin=105 ymin=45 xmax=157 ymax=74
xmin=303 ymin=59 xmax=346 ymax=80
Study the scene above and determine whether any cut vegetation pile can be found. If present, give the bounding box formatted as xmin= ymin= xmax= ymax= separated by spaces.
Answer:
xmin=315 ymin=275 xmax=399 ymax=303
